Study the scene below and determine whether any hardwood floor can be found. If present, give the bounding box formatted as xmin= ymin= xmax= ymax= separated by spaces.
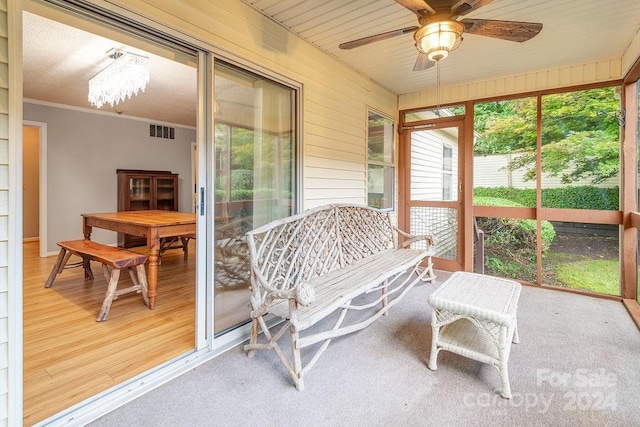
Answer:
xmin=23 ymin=241 xmax=196 ymax=425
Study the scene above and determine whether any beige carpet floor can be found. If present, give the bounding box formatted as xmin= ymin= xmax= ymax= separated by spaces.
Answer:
xmin=91 ymin=270 xmax=640 ymax=426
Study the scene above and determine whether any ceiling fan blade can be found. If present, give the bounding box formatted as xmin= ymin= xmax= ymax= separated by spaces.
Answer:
xmin=413 ymin=53 xmax=434 ymax=71
xmin=461 ymin=19 xmax=543 ymax=42
xmin=339 ymin=26 xmax=418 ymax=49
xmin=451 ymin=0 xmax=494 ymax=18
xmin=394 ymin=0 xmax=435 ymax=15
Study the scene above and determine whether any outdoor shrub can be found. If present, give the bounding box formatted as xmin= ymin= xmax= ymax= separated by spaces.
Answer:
xmin=474 ymin=196 xmax=556 ymax=281
xmin=215 ymin=188 xmax=294 ymax=202
xmin=474 ymin=187 xmax=536 ymax=207
xmin=540 ymin=186 xmax=618 ymax=210
xmin=474 ymin=186 xmax=619 ymax=210
xmin=231 ymin=189 xmax=254 ymax=200
xmin=231 ymin=170 xmax=253 ymax=190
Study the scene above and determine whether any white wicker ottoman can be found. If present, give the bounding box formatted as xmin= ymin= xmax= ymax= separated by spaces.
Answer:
xmin=427 ymin=271 xmax=522 ymax=398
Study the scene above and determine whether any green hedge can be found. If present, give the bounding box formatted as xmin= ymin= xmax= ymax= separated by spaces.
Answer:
xmin=474 ymin=186 xmax=619 ymax=210
xmin=214 ymin=189 xmax=293 ymax=202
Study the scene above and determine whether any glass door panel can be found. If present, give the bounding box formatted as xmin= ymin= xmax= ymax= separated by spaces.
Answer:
xmin=213 ymin=60 xmax=296 ymax=335
xmin=156 ymin=177 xmax=176 ymax=210
xmin=129 ymin=177 xmax=151 ymax=210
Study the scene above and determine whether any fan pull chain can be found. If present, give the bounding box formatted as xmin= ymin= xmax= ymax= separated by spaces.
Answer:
xmin=436 ymin=60 xmax=441 ymax=117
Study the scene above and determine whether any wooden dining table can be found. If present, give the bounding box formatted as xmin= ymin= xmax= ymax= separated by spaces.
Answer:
xmin=82 ymin=210 xmax=196 ymax=309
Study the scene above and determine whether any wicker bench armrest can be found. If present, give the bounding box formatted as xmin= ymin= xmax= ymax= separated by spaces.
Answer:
xmin=249 ymin=266 xmax=316 ymax=317
xmin=393 ymin=225 xmax=437 ymax=249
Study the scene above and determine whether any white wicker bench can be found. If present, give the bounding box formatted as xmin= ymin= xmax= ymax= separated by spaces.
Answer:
xmin=427 ymin=271 xmax=522 ymax=398
xmin=244 ymin=204 xmax=436 ymax=390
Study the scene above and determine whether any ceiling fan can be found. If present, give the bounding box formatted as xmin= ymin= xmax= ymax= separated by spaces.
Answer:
xmin=339 ymin=0 xmax=543 ymax=71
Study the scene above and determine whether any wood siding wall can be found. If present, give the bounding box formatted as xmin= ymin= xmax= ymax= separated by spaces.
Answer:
xmin=398 ymin=59 xmax=623 ymax=110
xmin=107 ymin=0 xmax=398 ymax=210
xmin=0 ymin=0 xmax=9 ymax=423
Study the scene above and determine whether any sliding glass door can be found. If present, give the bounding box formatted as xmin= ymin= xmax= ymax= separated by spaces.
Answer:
xmin=213 ymin=60 xmax=297 ymax=335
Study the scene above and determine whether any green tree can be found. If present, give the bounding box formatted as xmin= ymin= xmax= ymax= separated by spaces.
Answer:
xmin=474 ymin=87 xmax=620 ymax=184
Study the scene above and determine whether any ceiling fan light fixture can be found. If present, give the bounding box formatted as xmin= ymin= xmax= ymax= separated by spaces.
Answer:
xmin=414 ymin=20 xmax=464 ymax=62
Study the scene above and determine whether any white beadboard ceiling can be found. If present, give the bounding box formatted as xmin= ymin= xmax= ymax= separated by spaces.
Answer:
xmin=22 ymin=1 xmax=640 ymax=127
xmin=243 ymin=0 xmax=640 ymax=95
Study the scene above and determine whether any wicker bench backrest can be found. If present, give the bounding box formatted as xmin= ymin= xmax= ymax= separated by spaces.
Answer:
xmin=246 ymin=204 xmax=395 ymax=295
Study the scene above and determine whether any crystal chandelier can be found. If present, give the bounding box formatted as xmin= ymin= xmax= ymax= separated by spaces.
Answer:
xmin=88 ymin=51 xmax=149 ymax=108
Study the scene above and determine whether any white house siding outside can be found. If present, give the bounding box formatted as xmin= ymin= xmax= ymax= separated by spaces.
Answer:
xmin=474 ymin=153 xmax=619 ymax=189
xmin=1 ymin=0 xmax=11 ymax=423
xmin=409 ymin=128 xmax=459 ymax=258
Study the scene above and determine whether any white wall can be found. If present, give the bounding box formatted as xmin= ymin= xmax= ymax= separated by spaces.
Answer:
xmin=23 ymin=102 xmax=195 ymax=253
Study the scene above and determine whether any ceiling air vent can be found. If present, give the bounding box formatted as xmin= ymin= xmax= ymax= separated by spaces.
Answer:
xmin=149 ymin=124 xmax=175 ymax=140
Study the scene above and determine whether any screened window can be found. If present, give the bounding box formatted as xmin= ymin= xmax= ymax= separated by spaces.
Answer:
xmin=442 ymin=145 xmax=453 ymax=201
xmin=471 ymin=86 xmax=622 ymax=296
xmin=367 ymin=110 xmax=395 ymax=209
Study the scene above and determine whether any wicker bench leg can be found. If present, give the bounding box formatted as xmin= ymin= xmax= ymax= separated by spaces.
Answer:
xmin=381 ymin=279 xmax=389 ymax=316
xmin=423 ymin=258 xmax=436 ymax=282
xmin=245 ymin=318 xmax=260 ymax=358
xmin=290 ymin=325 xmax=304 ymax=391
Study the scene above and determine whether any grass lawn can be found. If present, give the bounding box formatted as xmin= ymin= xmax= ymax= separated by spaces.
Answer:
xmin=481 ymin=232 xmax=623 ymax=296
xmin=554 ymin=258 xmax=620 ymax=295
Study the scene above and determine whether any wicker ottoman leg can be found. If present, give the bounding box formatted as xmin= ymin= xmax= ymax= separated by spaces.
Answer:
xmin=499 ymin=363 xmax=512 ymax=398
xmin=428 ymin=324 xmax=440 ymax=370
xmin=512 ymin=322 xmax=520 ymax=344
xmin=499 ymin=325 xmax=513 ymax=398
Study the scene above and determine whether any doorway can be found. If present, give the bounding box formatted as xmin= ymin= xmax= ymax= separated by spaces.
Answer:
xmin=21 ymin=7 xmax=200 ymax=424
xmin=22 ymin=122 xmax=46 ymax=257
xmin=399 ymin=118 xmax=465 ymax=271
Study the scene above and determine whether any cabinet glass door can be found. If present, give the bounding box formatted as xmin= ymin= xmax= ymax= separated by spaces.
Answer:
xmin=129 ymin=177 xmax=152 ymax=210
xmin=156 ymin=177 xmax=176 ymax=211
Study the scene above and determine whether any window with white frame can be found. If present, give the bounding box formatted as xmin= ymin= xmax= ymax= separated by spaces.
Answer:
xmin=442 ymin=144 xmax=453 ymax=201
xmin=367 ymin=110 xmax=395 ymax=209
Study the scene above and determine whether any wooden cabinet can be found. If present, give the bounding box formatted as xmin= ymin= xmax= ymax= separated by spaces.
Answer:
xmin=117 ymin=169 xmax=179 ymax=247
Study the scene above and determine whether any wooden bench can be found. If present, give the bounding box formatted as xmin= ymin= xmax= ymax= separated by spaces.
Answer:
xmin=45 ymin=240 xmax=150 ymax=321
xmin=244 ymin=204 xmax=437 ymax=390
